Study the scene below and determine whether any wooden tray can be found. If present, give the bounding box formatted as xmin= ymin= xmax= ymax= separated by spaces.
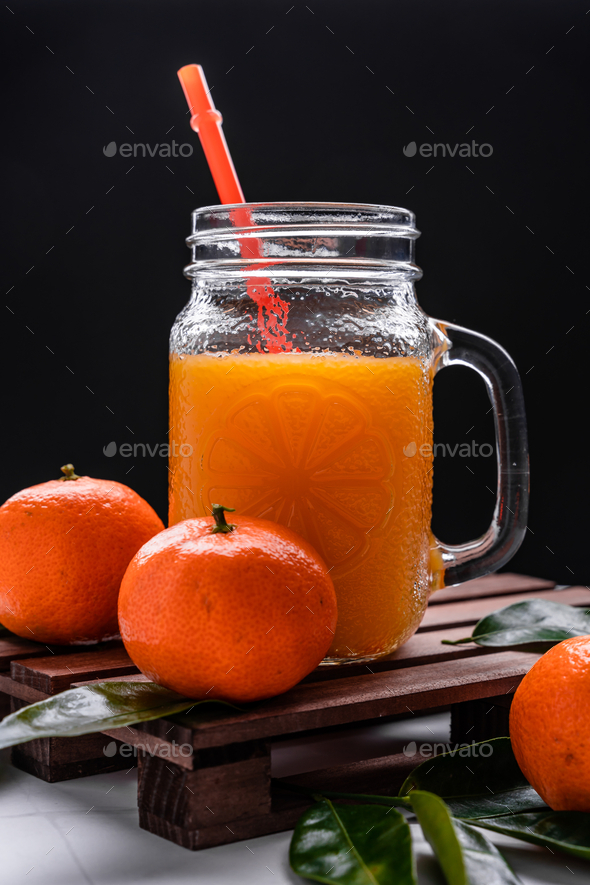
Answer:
xmin=0 ymin=573 xmax=585 ymax=849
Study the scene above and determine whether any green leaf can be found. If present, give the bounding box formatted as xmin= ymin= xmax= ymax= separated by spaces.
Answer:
xmin=443 ymin=598 xmax=590 ymax=647
xmin=289 ymin=798 xmax=416 ymax=885
xmin=411 ymin=791 xmax=522 ymax=885
xmin=400 ymin=738 xmax=547 ymax=819
xmin=444 ymin=786 xmax=546 ymax=820
xmin=401 ymin=738 xmax=525 ymax=798
xmin=474 ymin=811 xmax=590 ymax=861
xmin=0 ymin=681 xmax=237 ymax=749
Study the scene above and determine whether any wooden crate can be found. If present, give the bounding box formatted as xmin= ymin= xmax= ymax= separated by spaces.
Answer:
xmin=0 ymin=573 xmax=586 ymax=849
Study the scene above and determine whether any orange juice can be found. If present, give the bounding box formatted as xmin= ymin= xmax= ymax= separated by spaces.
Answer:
xmin=169 ymin=352 xmax=434 ymax=661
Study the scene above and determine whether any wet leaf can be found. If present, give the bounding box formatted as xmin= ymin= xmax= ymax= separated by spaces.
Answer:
xmin=290 ymin=797 xmax=416 ymax=884
xmin=443 ymin=598 xmax=590 ymax=647
xmin=0 ymin=681 xmax=237 ymax=749
xmin=411 ymin=791 xmax=522 ymax=885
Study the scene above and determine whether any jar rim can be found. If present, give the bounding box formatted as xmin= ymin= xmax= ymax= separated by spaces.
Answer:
xmin=190 ymin=201 xmax=420 ymax=239
xmin=186 ymin=201 xmax=422 ymax=282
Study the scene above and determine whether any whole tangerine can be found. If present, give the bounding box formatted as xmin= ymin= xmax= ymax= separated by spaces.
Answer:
xmin=118 ymin=504 xmax=338 ymax=703
xmin=510 ymin=635 xmax=590 ymax=811
xmin=0 ymin=464 xmax=164 ymax=645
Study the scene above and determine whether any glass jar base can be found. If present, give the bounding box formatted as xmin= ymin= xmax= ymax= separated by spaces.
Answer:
xmin=320 ymin=651 xmax=393 ymax=666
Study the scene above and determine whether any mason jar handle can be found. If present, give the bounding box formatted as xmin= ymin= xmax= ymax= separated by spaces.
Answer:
xmin=430 ymin=320 xmax=529 ymax=587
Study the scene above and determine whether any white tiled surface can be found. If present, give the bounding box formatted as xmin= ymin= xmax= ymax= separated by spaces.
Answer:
xmin=1 ymin=714 xmax=589 ymax=885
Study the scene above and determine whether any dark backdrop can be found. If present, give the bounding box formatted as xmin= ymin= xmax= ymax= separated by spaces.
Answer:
xmin=1 ymin=0 xmax=588 ymax=585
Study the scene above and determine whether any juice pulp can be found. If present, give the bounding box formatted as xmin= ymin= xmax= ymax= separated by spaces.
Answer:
xmin=169 ymin=352 xmax=434 ymax=660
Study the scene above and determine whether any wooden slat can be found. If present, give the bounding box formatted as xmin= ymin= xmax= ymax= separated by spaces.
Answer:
xmin=0 ymin=637 xmax=47 ymax=671
xmin=79 ymin=627 xmax=493 ymax=695
xmin=138 ymin=650 xmax=540 ymax=750
xmin=103 ymin=726 xmax=195 ymax=770
xmin=138 ymin=807 xmax=297 ymax=852
xmin=0 ymin=674 xmax=47 ymax=703
xmin=0 ymin=636 xmax=125 ymax=672
xmin=10 ymin=647 xmax=138 ymax=695
xmin=419 ymin=586 xmax=590 ymax=632
xmin=303 ymin=625 xmax=506 ymax=682
xmin=10 ymin=746 xmax=135 ymax=783
xmin=429 ymin=572 xmax=555 ymax=605
xmin=0 ymin=671 xmax=150 ymax=702
xmin=138 ymin=748 xmax=271 ymax=829
xmin=276 ymin=751 xmax=416 ymax=804
xmin=70 ymin=613 xmax=545 ymax=695
xmin=73 ymin=673 xmax=152 ymax=685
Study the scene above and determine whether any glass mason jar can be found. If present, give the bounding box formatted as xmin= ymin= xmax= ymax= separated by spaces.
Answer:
xmin=169 ymin=202 xmax=529 ymax=664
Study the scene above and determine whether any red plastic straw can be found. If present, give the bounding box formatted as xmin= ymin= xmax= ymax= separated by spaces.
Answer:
xmin=177 ymin=64 xmax=245 ymax=204
xmin=177 ymin=64 xmax=292 ymax=352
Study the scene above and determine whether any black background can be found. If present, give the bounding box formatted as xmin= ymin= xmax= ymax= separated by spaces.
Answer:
xmin=1 ymin=0 xmax=588 ymax=585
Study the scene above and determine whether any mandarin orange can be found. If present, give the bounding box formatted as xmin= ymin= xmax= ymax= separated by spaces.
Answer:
xmin=510 ymin=635 xmax=590 ymax=811
xmin=118 ymin=504 xmax=338 ymax=702
xmin=0 ymin=464 xmax=164 ymax=644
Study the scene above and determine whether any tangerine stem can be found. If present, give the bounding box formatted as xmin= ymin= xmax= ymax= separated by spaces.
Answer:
xmin=210 ymin=503 xmax=236 ymax=534
xmin=59 ymin=464 xmax=80 ymax=481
